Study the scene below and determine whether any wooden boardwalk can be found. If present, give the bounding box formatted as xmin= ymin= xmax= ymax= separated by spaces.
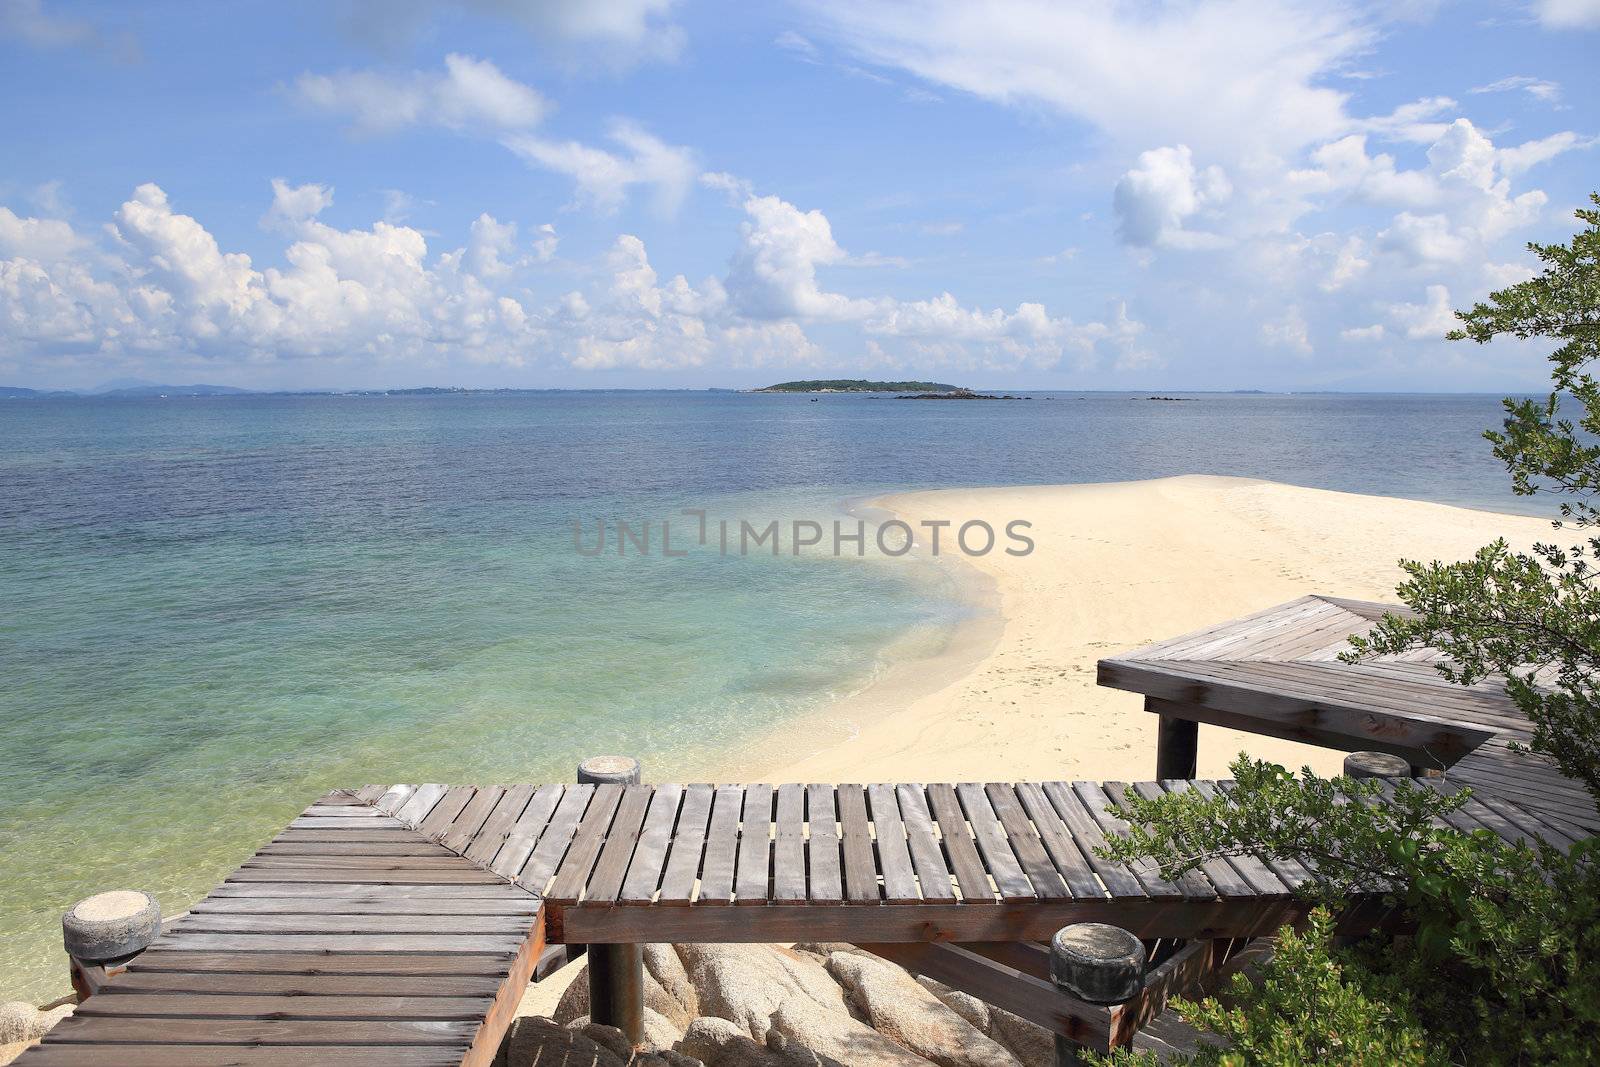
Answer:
xmin=1098 ymin=594 xmax=1599 ymax=836
xmin=20 ymin=593 xmax=1597 ymax=1063
xmin=19 ymin=771 xmax=1569 ymax=1065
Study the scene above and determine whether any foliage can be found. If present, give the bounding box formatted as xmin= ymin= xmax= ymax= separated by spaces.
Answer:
xmin=1094 ymin=197 xmax=1600 ymax=1065
xmin=1094 ymin=908 xmax=1440 ymax=1067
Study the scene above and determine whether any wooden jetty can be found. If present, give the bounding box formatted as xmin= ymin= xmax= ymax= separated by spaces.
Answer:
xmin=18 ymin=595 xmax=1595 ymax=1064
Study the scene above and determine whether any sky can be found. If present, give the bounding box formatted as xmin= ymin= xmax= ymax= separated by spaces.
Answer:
xmin=0 ymin=0 xmax=1596 ymax=392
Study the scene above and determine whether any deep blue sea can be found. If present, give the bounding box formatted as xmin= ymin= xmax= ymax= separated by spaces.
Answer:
xmin=0 ymin=389 xmax=1544 ymax=999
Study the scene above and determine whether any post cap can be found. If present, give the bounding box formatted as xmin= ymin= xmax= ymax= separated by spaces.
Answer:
xmin=63 ymin=890 xmax=161 ymax=963
xmin=577 ymin=755 xmax=641 ymax=785
xmin=1343 ymin=751 xmax=1411 ymax=779
xmin=1050 ymin=923 xmax=1146 ymax=1005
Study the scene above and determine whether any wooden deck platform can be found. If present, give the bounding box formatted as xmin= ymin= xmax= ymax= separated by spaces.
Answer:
xmin=18 ymin=771 xmax=1569 ymax=1065
xmin=20 ymin=593 xmax=1597 ymax=1064
xmin=1097 ymin=594 xmax=1599 ymax=835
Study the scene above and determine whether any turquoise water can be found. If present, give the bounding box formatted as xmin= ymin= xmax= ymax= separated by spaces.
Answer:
xmin=0 ymin=390 xmax=1540 ymax=999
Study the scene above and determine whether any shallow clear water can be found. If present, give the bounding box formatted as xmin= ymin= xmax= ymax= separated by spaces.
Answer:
xmin=0 ymin=390 xmax=1545 ymax=999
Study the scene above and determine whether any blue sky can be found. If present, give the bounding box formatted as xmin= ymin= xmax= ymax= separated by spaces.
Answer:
xmin=1 ymin=0 xmax=1596 ymax=391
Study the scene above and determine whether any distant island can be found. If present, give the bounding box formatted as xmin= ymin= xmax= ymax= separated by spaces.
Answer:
xmin=755 ymin=379 xmax=962 ymax=393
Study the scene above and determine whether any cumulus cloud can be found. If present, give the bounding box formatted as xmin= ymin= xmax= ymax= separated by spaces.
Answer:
xmin=1 ymin=180 xmax=1145 ymax=380
xmin=502 ymin=121 xmax=698 ymax=214
xmin=1387 ymin=284 xmax=1457 ymax=340
xmin=294 ymin=53 xmax=547 ymax=134
xmin=1113 ymin=145 xmax=1232 ymax=248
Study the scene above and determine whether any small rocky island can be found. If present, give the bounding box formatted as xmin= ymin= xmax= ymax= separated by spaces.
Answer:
xmin=755 ymin=379 xmax=961 ymax=393
xmin=895 ymin=389 xmax=1029 ymax=400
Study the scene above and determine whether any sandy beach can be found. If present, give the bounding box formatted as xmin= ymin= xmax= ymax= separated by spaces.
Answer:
xmin=741 ymin=475 xmax=1565 ymax=785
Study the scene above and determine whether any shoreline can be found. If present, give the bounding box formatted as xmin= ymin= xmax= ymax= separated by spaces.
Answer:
xmin=729 ymin=474 xmax=1571 ymax=786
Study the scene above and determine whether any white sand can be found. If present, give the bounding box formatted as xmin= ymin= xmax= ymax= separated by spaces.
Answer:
xmin=733 ymin=475 xmax=1563 ymax=785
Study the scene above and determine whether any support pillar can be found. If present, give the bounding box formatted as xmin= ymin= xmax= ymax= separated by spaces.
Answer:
xmin=1153 ymin=703 xmax=1198 ymax=780
xmin=62 ymin=890 xmax=161 ymax=1001
xmin=577 ymin=756 xmax=645 ymax=1047
xmin=1050 ymin=923 xmax=1147 ymax=1065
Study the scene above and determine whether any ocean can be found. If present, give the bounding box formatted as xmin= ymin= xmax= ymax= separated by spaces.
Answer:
xmin=0 ymin=389 xmax=1545 ymax=1000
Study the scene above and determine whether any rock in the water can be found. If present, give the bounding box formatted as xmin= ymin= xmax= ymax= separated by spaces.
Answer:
xmin=498 ymin=1015 xmax=628 ymax=1067
xmin=826 ymin=952 xmax=1019 ymax=1067
xmin=0 ymin=1002 xmax=73 ymax=1045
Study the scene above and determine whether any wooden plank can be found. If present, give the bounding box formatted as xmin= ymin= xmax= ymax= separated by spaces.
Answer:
xmin=105 ymin=971 xmax=504 ymax=997
xmin=513 ymin=784 xmax=595 ymax=888
xmin=806 ymin=784 xmax=843 ymax=904
xmin=656 ymin=784 xmax=714 ymax=905
xmin=1210 ymin=781 xmax=1314 ymax=890
xmin=76 ymin=994 xmax=494 ymax=1020
xmin=418 ymin=785 xmax=477 ymax=837
xmin=226 ymin=869 xmax=508 ymax=885
xmin=620 ymin=783 xmax=685 ymax=904
xmin=394 ymin=783 xmax=450 ymax=826
xmin=837 ymin=784 xmax=880 ymax=903
xmin=545 ymin=783 xmax=626 ymax=903
xmin=926 ymin=783 xmax=995 ymax=903
xmin=1165 ymin=781 xmax=1288 ymax=896
xmin=190 ymin=897 xmax=539 ymax=916
xmin=736 ymin=784 xmax=775 ymax=904
xmin=462 ymin=784 xmax=535 ymax=865
xmin=1134 ymin=782 xmax=1254 ymax=898
xmin=375 ymin=783 xmax=416 ymax=813
xmin=867 ymin=784 xmax=920 ymax=904
xmin=130 ymin=951 xmax=514 ymax=976
xmin=150 ymin=932 xmax=526 ymax=954
xmin=698 ymin=785 xmax=745 ymax=904
xmin=862 ymin=942 xmax=1115 ymax=1049
xmin=167 ymin=914 xmax=531 ymax=935
xmin=1080 ymin=783 xmax=1199 ymax=900
xmin=1039 ymin=782 xmax=1147 ymax=899
xmin=957 ymin=783 xmax=1036 ymax=901
xmin=1014 ymin=782 xmax=1104 ymax=899
xmin=583 ymin=783 xmax=654 ymax=904
xmin=41 ymin=1016 xmax=476 ymax=1046
xmin=207 ymin=883 xmax=525 ymax=900
xmin=773 ymin=783 xmax=808 ymax=904
xmin=896 ymin=784 xmax=956 ymax=902
xmin=438 ymin=785 xmax=506 ymax=854
xmin=984 ymin=783 xmax=1070 ymax=899
xmin=489 ymin=783 xmax=567 ymax=878
xmin=18 ymin=1047 xmax=465 ymax=1066
xmin=558 ymin=895 xmax=1309 ymax=945
xmin=287 ymin=817 xmax=406 ymax=830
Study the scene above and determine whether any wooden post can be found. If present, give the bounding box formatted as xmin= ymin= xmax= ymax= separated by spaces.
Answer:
xmin=1050 ymin=923 xmax=1146 ymax=1065
xmin=1153 ymin=701 xmax=1198 ymax=779
xmin=577 ymin=756 xmax=645 ymax=1047
xmin=1343 ymin=751 xmax=1410 ymax=779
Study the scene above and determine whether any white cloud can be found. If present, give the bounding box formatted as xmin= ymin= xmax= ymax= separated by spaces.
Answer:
xmin=1340 ymin=323 xmax=1386 ymax=342
xmin=502 ymin=121 xmax=698 ymax=214
xmin=1260 ymin=306 xmax=1313 ymax=356
xmin=294 ymin=54 xmax=547 ymax=134
xmin=0 ymin=0 xmax=136 ymax=57
xmin=1499 ymin=131 xmax=1592 ymax=175
xmin=1113 ymin=145 xmax=1232 ymax=248
xmin=800 ymin=0 xmax=1371 ymax=157
xmin=1 ymin=180 xmax=1145 ymax=380
xmin=1470 ymin=75 xmax=1562 ymax=104
xmin=1533 ymin=0 xmax=1600 ymax=29
xmin=1387 ymin=284 xmax=1457 ymax=339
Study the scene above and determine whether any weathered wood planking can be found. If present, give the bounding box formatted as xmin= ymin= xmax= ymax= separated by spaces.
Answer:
xmin=1098 ymin=594 xmax=1598 ymax=834
xmin=15 ymin=790 xmax=544 ymax=1067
